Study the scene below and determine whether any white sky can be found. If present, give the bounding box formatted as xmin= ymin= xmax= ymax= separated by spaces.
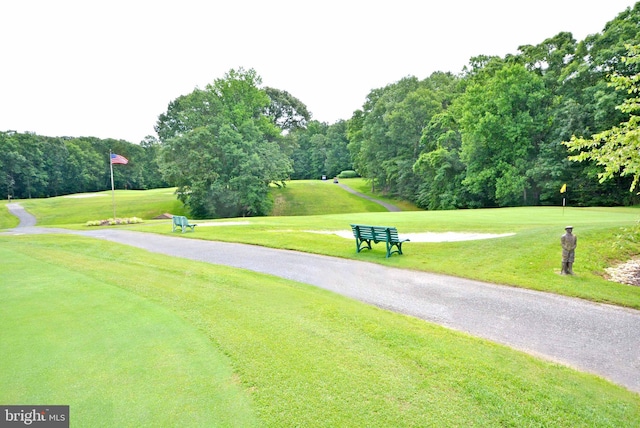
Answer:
xmin=0 ymin=0 xmax=637 ymax=143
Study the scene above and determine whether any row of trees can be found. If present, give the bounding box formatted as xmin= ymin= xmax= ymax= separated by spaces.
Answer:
xmin=0 ymin=131 xmax=166 ymax=199
xmin=337 ymin=4 xmax=640 ymax=209
xmin=3 ymin=4 xmax=640 ymax=217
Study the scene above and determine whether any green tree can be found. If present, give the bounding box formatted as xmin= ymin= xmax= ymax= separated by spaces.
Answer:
xmin=565 ymin=44 xmax=640 ymax=191
xmin=138 ymin=135 xmax=169 ymax=189
xmin=0 ymin=131 xmax=25 ymax=199
xmin=324 ymin=120 xmax=352 ymax=177
xmin=353 ymin=73 xmax=457 ymax=199
xmin=456 ymin=63 xmax=551 ymax=206
xmin=158 ymin=68 xmax=292 ymax=218
xmin=289 ymin=121 xmax=330 ymax=179
xmin=263 ymin=87 xmax=311 ymax=131
xmin=63 ymin=138 xmax=104 ymax=193
xmin=413 ymin=111 xmax=465 ymax=209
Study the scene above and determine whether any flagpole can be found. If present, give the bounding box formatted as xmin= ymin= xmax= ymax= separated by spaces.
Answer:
xmin=560 ymin=183 xmax=567 ymax=215
xmin=110 ymin=150 xmax=116 ymax=219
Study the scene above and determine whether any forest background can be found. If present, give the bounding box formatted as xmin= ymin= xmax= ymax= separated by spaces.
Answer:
xmin=3 ymin=4 xmax=640 ymax=218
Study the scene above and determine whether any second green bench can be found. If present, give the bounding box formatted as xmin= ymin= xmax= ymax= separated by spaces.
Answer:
xmin=172 ymin=215 xmax=197 ymax=233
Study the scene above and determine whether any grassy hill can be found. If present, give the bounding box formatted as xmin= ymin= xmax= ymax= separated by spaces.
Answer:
xmin=270 ymin=179 xmax=389 ymax=215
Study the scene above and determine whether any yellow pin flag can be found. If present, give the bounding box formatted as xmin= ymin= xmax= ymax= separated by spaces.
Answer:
xmin=560 ymin=183 xmax=567 ymax=193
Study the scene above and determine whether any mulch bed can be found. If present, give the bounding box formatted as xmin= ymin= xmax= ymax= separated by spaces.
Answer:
xmin=605 ymin=260 xmax=640 ymax=287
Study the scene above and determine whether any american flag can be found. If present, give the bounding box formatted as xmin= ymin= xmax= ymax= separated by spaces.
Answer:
xmin=110 ymin=153 xmax=129 ymax=165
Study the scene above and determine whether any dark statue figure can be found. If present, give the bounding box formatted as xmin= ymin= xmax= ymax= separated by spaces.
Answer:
xmin=561 ymin=226 xmax=577 ymax=275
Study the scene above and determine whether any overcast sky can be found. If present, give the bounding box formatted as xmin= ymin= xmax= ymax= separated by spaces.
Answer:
xmin=1 ymin=0 xmax=637 ymax=143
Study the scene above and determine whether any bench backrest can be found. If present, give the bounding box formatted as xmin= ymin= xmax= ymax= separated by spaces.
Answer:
xmin=351 ymin=224 xmax=399 ymax=242
xmin=386 ymin=227 xmax=400 ymax=242
xmin=173 ymin=216 xmax=187 ymax=226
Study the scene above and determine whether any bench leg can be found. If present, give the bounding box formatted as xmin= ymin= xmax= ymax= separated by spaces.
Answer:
xmin=356 ymin=238 xmax=372 ymax=253
xmin=385 ymin=242 xmax=403 ymax=258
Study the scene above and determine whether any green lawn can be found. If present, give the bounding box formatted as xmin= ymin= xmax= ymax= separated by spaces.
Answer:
xmin=270 ymin=179 xmax=388 ymax=215
xmin=339 ymin=177 xmax=422 ymax=211
xmin=4 ymin=186 xmax=640 ymax=309
xmin=9 ymin=188 xmax=186 ymax=225
xmin=0 ymin=236 xmax=257 ymax=427
xmin=135 ymin=206 xmax=640 ymax=310
xmin=2 ymin=234 xmax=639 ymax=426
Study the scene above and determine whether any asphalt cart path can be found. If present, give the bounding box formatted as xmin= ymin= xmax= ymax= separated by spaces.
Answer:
xmin=5 ymin=203 xmax=640 ymax=393
xmin=336 ymin=183 xmax=402 ymax=212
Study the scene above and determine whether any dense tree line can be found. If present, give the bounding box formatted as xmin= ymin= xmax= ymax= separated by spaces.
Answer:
xmin=344 ymin=4 xmax=640 ymax=209
xmin=0 ymin=131 xmax=166 ymax=199
xmin=565 ymin=44 xmax=640 ymax=192
xmin=4 ymin=4 xmax=640 ymax=216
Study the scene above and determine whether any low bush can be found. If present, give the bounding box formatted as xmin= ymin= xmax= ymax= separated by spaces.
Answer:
xmin=86 ymin=217 xmax=143 ymax=227
xmin=338 ymin=170 xmax=359 ymax=178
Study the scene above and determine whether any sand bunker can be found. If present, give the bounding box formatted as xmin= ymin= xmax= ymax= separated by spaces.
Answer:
xmin=306 ymin=230 xmax=514 ymax=242
xmin=196 ymin=221 xmax=251 ymax=227
xmin=152 ymin=218 xmax=513 ymax=242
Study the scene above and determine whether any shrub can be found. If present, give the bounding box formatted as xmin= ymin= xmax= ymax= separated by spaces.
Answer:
xmin=338 ymin=170 xmax=359 ymax=178
xmin=86 ymin=217 xmax=144 ymax=227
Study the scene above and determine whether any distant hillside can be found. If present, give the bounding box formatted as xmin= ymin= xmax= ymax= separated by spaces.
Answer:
xmin=269 ymin=180 xmax=388 ymax=216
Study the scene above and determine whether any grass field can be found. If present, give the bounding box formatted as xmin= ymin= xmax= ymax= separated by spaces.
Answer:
xmin=2 ymin=234 xmax=639 ymax=426
xmin=270 ymin=179 xmax=388 ymax=215
xmin=170 ymin=206 xmax=640 ymax=309
xmin=340 ymin=177 xmax=422 ymax=211
xmin=10 ymin=188 xmax=187 ymax=225
xmin=3 ymin=181 xmax=640 ymax=309
xmin=2 ymin=181 xmax=640 ymax=426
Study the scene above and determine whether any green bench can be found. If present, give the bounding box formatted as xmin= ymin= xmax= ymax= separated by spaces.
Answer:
xmin=172 ymin=215 xmax=197 ymax=233
xmin=350 ymin=224 xmax=410 ymax=258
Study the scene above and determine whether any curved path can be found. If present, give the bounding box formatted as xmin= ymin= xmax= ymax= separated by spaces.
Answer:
xmin=337 ymin=183 xmax=402 ymax=212
xmin=5 ymin=203 xmax=640 ymax=393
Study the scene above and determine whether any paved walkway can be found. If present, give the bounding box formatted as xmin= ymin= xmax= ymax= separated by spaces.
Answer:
xmin=5 ymin=203 xmax=640 ymax=393
xmin=337 ymin=183 xmax=402 ymax=211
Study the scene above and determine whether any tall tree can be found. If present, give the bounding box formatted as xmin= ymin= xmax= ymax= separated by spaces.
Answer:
xmin=565 ymin=44 xmax=640 ymax=191
xmin=413 ymin=111 xmax=465 ymax=209
xmin=456 ymin=63 xmax=551 ymax=206
xmin=157 ymin=68 xmax=292 ymax=218
xmin=324 ymin=120 xmax=352 ymax=178
xmin=263 ymin=87 xmax=311 ymax=131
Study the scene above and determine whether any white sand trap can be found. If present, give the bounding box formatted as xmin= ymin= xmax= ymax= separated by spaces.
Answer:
xmin=306 ymin=230 xmax=515 ymax=242
xmin=196 ymin=221 xmax=251 ymax=227
xmin=63 ymin=193 xmax=104 ymax=198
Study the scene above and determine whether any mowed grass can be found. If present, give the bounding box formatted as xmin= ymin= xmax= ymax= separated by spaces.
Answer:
xmin=341 ymin=177 xmax=422 ymax=211
xmin=0 ymin=236 xmax=257 ymax=427
xmin=138 ymin=206 xmax=640 ymax=309
xmin=9 ymin=188 xmax=187 ymax=225
xmin=2 ymin=234 xmax=639 ymax=427
xmin=3 ymin=184 xmax=640 ymax=309
xmin=271 ymin=179 xmax=388 ymax=215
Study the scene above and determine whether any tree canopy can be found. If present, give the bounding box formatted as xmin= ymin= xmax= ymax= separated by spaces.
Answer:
xmin=156 ymin=68 xmax=293 ymax=218
xmin=564 ymin=44 xmax=640 ymax=191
